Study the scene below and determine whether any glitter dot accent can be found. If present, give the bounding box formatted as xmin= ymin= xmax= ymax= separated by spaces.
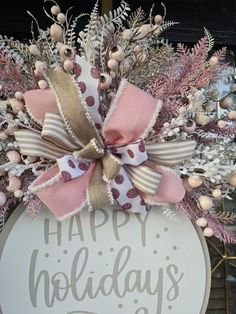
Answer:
xmin=153 ymin=250 xmax=158 ymax=254
xmin=118 ymin=304 xmax=123 ymax=309
xmin=61 ymin=171 xmax=72 ymax=182
xmin=91 ymin=67 xmax=99 ymax=79
xmin=166 ymin=256 xmax=170 ymax=260
xmin=45 ymin=253 xmax=49 ymax=258
xmin=74 ymin=63 xmax=82 ymax=77
xmin=127 ymin=188 xmax=138 ymax=198
xmin=68 ymin=159 xmax=75 ymax=168
xmin=110 ymin=248 xmax=114 ymax=252
xmin=57 ymin=259 xmax=61 ymax=263
xmin=134 ymin=299 xmax=138 ymax=304
xmin=86 ymin=96 xmax=95 ymax=106
xmin=63 ymin=250 xmax=68 ymax=254
xmin=98 ymin=251 xmax=103 ymax=256
xmin=156 ymin=234 xmax=160 ymax=238
xmin=168 ymin=305 xmax=172 ymax=310
xmin=121 ymin=202 xmax=132 ymax=210
xmin=112 ymin=188 xmax=120 ymax=199
xmin=138 ymin=141 xmax=145 ymax=152
xmin=164 ymin=227 xmax=168 ymax=232
xmin=78 ymin=162 xmax=90 ymax=171
xmin=127 ymin=149 xmax=134 ymax=158
xmin=78 ymin=81 xmax=87 ymax=93
xmin=172 ymin=245 xmax=177 ymax=250
xmin=115 ymin=174 xmax=124 ymax=184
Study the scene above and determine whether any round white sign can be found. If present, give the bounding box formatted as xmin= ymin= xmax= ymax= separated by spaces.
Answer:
xmin=0 ymin=205 xmax=210 ymax=314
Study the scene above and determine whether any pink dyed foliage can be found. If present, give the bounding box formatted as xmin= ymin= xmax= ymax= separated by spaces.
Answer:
xmin=148 ymin=37 xmax=227 ymax=100
xmin=204 ymin=212 xmax=236 ymax=244
xmin=194 ymin=117 xmax=236 ymax=143
xmin=176 ymin=187 xmax=236 ymax=243
xmin=147 ymin=37 xmax=228 ymax=135
xmin=0 ymin=176 xmax=18 ymax=231
xmin=25 ymin=195 xmax=43 ymax=219
xmin=0 ymin=48 xmax=37 ymax=96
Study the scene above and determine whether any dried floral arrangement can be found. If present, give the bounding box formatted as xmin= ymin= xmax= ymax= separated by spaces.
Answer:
xmin=0 ymin=0 xmax=235 ymax=243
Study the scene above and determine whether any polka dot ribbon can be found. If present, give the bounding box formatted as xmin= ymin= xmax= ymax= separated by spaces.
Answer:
xmin=74 ymin=56 xmax=102 ymax=130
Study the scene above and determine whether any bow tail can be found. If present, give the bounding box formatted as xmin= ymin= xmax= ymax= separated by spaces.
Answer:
xmin=110 ymin=167 xmax=147 ymax=214
xmin=129 ymin=139 xmax=196 ymax=204
xmin=32 ymin=163 xmax=96 ymax=221
xmin=86 ymin=160 xmax=114 ymax=210
xmin=125 ymin=163 xmax=185 ymax=204
xmin=125 ymin=164 xmax=162 ymax=195
xmin=139 ymin=165 xmax=185 ymax=204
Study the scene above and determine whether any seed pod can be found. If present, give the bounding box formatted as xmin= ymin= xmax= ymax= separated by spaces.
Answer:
xmin=50 ymin=23 xmax=63 ymax=41
xmin=7 ymin=176 xmax=21 ymax=192
xmin=59 ymin=45 xmax=75 ymax=60
xmin=57 ymin=13 xmax=66 ymax=24
xmin=198 ymin=195 xmax=213 ymax=211
xmin=63 ymin=60 xmax=74 ymax=72
xmin=51 ymin=5 xmax=61 ymax=16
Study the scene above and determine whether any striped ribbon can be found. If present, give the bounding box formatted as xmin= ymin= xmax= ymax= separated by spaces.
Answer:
xmin=15 ymin=113 xmax=75 ymax=161
xmin=42 ymin=113 xmax=79 ymax=151
xmin=146 ymin=140 xmax=196 ymax=166
xmin=125 ymin=165 xmax=162 ymax=195
xmin=14 ymin=129 xmax=70 ymax=160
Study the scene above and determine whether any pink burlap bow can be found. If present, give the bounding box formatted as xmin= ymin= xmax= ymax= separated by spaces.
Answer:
xmin=15 ymin=56 xmax=196 ymax=220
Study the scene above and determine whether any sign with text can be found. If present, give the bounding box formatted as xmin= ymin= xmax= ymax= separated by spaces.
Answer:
xmin=0 ymin=205 xmax=211 ymax=314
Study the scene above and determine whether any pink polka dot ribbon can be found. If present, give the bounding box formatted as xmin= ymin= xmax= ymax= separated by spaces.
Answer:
xmin=111 ymin=167 xmax=146 ymax=213
xmin=75 ymin=56 xmax=102 ymax=129
xmin=106 ymin=140 xmax=147 ymax=166
xmin=57 ymin=156 xmax=90 ymax=182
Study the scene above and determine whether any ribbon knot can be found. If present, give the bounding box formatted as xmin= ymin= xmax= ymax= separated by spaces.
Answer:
xmin=73 ymin=138 xmax=104 ymax=161
xmin=59 ymin=137 xmax=123 ymax=184
xmin=14 ymin=56 xmax=196 ymax=220
xmin=57 ymin=138 xmax=149 ymax=195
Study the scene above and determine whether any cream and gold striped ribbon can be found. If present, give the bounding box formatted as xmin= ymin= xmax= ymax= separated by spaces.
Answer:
xmin=146 ymin=140 xmax=196 ymax=166
xmin=42 ymin=113 xmax=79 ymax=151
xmin=14 ymin=129 xmax=71 ymax=160
xmin=14 ymin=112 xmax=79 ymax=161
xmin=125 ymin=164 xmax=162 ymax=195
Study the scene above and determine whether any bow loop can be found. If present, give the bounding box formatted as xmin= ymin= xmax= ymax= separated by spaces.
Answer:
xmin=45 ymin=69 xmax=103 ymax=147
xmin=146 ymin=140 xmax=196 ymax=166
xmin=42 ymin=112 xmax=79 ymax=151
